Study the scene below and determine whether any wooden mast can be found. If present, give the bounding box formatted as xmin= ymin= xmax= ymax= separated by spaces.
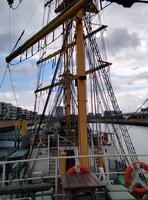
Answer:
xmin=76 ymin=12 xmax=88 ymax=167
xmin=64 ymin=22 xmax=71 ymax=137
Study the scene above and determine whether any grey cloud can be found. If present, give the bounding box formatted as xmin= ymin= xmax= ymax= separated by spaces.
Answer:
xmin=0 ymin=31 xmax=18 ymax=54
xmin=106 ymin=28 xmax=141 ymax=55
xmin=0 ymin=0 xmax=44 ymax=55
xmin=135 ymin=71 xmax=148 ymax=80
xmin=103 ymin=4 xmax=148 ymax=32
xmin=112 ymin=69 xmax=148 ymax=90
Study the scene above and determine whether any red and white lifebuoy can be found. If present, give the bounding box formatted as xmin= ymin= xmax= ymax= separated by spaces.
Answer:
xmin=67 ymin=164 xmax=90 ymax=175
xmin=124 ymin=161 xmax=148 ymax=194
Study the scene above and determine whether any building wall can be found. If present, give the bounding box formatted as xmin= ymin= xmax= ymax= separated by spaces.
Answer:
xmin=0 ymin=102 xmax=38 ymax=120
xmin=55 ymin=106 xmax=64 ymax=117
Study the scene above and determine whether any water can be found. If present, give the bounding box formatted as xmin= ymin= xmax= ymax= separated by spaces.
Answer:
xmin=0 ymin=125 xmax=148 ymax=162
xmin=89 ymin=123 xmax=148 ymax=163
xmin=128 ymin=125 xmax=148 ymax=162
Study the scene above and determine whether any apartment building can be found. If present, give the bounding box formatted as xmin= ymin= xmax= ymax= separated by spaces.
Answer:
xmin=0 ymin=102 xmax=37 ymax=120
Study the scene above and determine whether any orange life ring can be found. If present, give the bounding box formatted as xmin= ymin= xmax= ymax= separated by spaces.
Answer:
xmin=124 ymin=161 xmax=148 ymax=194
xmin=67 ymin=164 xmax=90 ymax=175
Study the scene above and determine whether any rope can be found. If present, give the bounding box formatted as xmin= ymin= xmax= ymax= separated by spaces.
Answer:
xmin=9 ymin=7 xmax=12 ymax=52
xmin=0 ymin=65 xmax=8 ymax=89
xmin=11 ymin=30 xmax=25 ymax=52
xmin=84 ymin=14 xmax=129 ymax=165
xmin=8 ymin=64 xmax=18 ymax=107
xmin=28 ymin=20 xmax=73 ymax=164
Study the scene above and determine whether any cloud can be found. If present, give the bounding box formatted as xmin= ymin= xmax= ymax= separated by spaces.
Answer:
xmin=0 ymin=90 xmax=35 ymax=111
xmin=110 ymin=66 xmax=148 ymax=94
xmin=0 ymin=31 xmax=18 ymax=55
xmin=1 ymin=1 xmax=148 ymax=114
xmin=105 ymin=27 xmax=141 ymax=56
xmin=13 ymin=62 xmax=37 ymax=75
xmin=0 ymin=0 xmax=45 ymax=56
xmin=116 ymin=87 xmax=148 ymax=112
xmin=12 ymin=82 xmax=21 ymax=90
xmin=111 ymin=78 xmax=129 ymax=90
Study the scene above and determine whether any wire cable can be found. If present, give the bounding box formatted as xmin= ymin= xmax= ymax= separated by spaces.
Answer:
xmin=0 ymin=65 xmax=8 ymax=89
xmin=8 ymin=64 xmax=18 ymax=107
xmin=11 ymin=30 xmax=25 ymax=52
xmin=8 ymin=8 xmax=12 ymax=52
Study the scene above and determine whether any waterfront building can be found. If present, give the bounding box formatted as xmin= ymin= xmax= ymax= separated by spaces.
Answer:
xmin=0 ymin=102 xmax=38 ymax=120
xmin=129 ymin=112 xmax=148 ymax=119
xmin=55 ymin=106 xmax=64 ymax=118
xmin=141 ymin=107 xmax=148 ymax=112
xmin=104 ymin=110 xmax=122 ymax=118
xmin=17 ymin=107 xmax=23 ymax=119
xmin=0 ymin=102 xmax=5 ymax=120
xmin=11 ymin=105 xmax=17 ymax=120
xmin=0 ymin=102 xmax=14 ymax=120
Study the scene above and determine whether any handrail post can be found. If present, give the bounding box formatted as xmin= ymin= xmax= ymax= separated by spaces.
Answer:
xmin=58 ymin=134 xmax=60 ymax=173
xmin=105 ymin=156 xmax=109 ymax=181
xmin=2 ymin=163 xmax=6 ymax=187
xmin=55 ymin=158 xmax=58 ymax=200
xmin=48 ymin=134 xmax=50 ymax=172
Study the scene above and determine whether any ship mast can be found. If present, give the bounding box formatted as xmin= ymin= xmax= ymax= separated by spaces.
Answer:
xmin=76 ymin=12 xmax=88 ymax=166
xmin=5 ymin=0 xmax=146 ymax=171
xmin=55 ymin=1 xmax=90 ymax=166
xmin=63 ymin=21 xmax=71 ymax=137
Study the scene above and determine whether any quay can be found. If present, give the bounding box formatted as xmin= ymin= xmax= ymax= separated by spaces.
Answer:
xmin=100 ymin=118 xmax=148 ymax=127
xmin=0 ymin=120 xmax=15 ymax=132
xmin=0 ymin=120 xmax=34 ymax=132
xmin=0 ymin=117 xmax=148 ymax=133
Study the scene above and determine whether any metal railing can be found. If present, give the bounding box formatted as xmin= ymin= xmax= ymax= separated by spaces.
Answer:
xmin=0 ymin=153 xmax=148 ymax=197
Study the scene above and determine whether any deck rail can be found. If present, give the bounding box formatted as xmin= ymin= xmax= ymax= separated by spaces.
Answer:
xmin=0 ymin=153 xmax=148 ymax=198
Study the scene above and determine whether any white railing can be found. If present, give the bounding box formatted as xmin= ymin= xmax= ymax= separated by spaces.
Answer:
xmin=0 ymin=154 xmax=148 ymax=197
xmin=13 ymin=198 xmax=31 ymax=200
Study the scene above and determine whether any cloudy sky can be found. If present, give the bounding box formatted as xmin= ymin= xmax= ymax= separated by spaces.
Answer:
xmin=0 ymin=0 xmax=148 ymax=112
xmin=104 ymin=3 xmax=148 ymax=112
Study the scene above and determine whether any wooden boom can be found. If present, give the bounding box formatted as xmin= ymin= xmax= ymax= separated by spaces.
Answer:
xmin=6 ymin=0 xmax=92 ymax=63
xmin=35 ymin=62 xmax=112 ymax=93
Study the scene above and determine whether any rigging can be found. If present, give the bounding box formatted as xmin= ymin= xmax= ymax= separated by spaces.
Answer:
xmin=0 ymin=65 xmax=8 ymax=89
xmin=7 ymin=0 xmax=23 ymax=10
xmin=4 ymin=0 xmax=148 ymax=175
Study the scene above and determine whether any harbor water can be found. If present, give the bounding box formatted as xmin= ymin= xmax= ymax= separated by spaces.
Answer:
xmin=128 ymin=125 xmax=148 ymax=162
xmin=0 ymin=125 xmax=148 ymax=162
xmin=89 ymin=123 xmax=148 ymax=162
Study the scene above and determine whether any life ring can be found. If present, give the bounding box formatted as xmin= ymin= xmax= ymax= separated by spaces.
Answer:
xmin=124 ymin=161 xmax=148 ymax=194
xmin=67 ymin=164 xmax=90 ymax=175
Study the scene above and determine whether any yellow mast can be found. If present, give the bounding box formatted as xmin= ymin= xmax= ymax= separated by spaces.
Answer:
xmin=76 ymin=12 xmax=88 ymax=167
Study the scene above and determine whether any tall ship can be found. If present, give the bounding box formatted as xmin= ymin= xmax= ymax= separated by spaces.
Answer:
xmin=0 ymin=0 xmax=148 ymax=199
